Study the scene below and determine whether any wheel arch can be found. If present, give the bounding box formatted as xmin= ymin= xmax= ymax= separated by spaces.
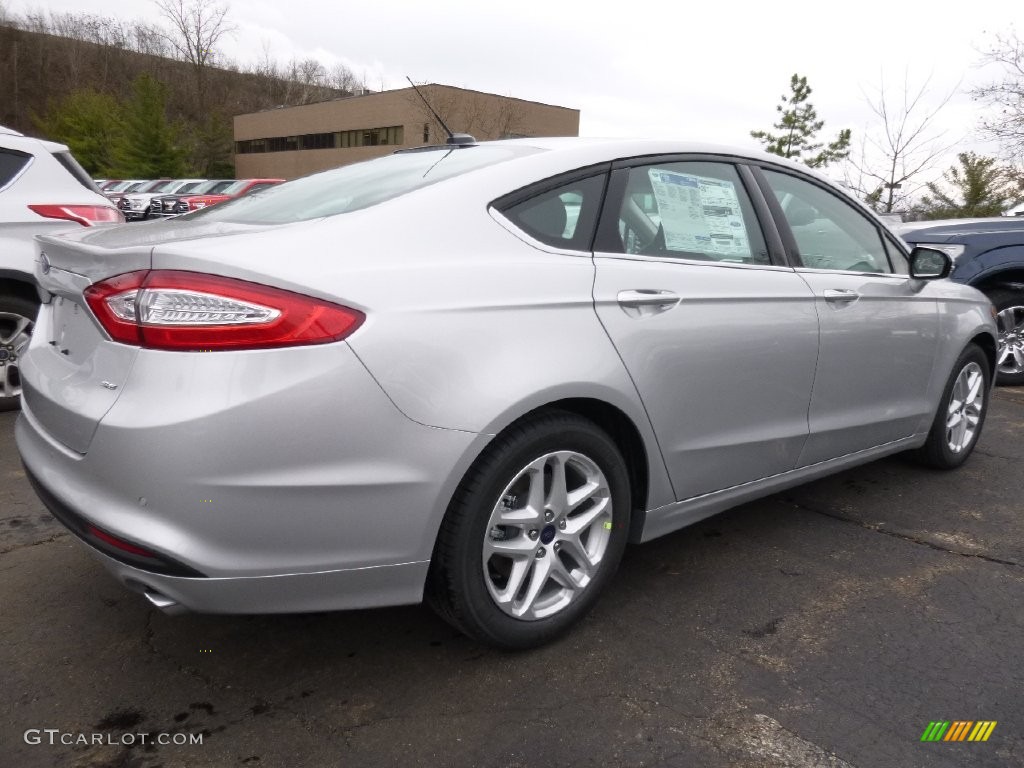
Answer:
xmin=470 ymin=391 xmax=672 ymax=543
xmin=971 ymin=332 xmax=998 ymax=380
xmin=970 ymin=264 xmax=1024 ymax=293
xmin=0 ymin=273 xmax=41 ymax=306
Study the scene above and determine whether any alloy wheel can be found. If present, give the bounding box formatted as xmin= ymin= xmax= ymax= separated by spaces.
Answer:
xmin=0 ymin=311 xmax=34 ymax=401
xmin=995 ymin=304 xmax=1024 ymax=377
xmin=946 ymin=362 xmax=984 ymax=454
xmin=482 ymin=451 xmax=613 ymax=621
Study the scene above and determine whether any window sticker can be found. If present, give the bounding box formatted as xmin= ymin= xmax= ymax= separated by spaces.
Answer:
xmin=647 ymin=170 xmax=751 ymax=258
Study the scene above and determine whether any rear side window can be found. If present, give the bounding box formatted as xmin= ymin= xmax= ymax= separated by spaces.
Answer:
xmin=186 ymin=144 xmax=542 ymax=224
xmin=51 ymin=151 xmax=98 ymax=191
xmin=499 ymin=174 xmax=607 ymax=250
xmin=0 ymin=148 xmax=32 ymax=190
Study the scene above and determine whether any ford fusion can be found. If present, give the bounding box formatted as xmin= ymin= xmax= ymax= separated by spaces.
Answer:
xmin=16 ymin=138 xmax=997 ymax=649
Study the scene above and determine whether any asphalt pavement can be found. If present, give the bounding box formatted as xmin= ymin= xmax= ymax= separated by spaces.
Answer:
xmin=2 ymin=389 xmax=1023 ymax=768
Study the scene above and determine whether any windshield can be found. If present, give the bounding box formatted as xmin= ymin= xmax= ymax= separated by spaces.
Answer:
xmin=218 ymin=180 xmax=248 ymax=196
xmin=175 ymin=181 xmax=203 ymax=194
xmin=184 ymin=145 xmax=541 ymax=225
xmin=204 ymin=180 xmax=234 ymax=194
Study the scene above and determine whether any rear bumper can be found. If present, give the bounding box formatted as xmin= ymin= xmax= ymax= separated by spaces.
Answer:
xmin=16 ymin=341 xmax=489 ymax=613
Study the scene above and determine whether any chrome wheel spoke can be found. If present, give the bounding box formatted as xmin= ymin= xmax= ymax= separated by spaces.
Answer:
xmin=556 ymin=536 xmax=596 ymax=588
xmin=0 ymin=314 xmax=31 ymax=345
xmin=513 ymin=556 xmax=553 ymax=618
xmin=1 ymin=363 xmax=17 ymax=398
xmin=484 ymin=535 xmax=535 ymax=558
xmin=946 ymin=410 xmax=963 ymax=430
xmin=492 ymin=557 xmax=532 ymax=607
xmin=546 ymin=453 xmax=569 ymax=515
xmin=564 ymin=495 xmax=610 ymax=536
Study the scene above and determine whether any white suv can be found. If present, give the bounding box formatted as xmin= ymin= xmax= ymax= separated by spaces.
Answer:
xmin=0 ymin=126 xmax=122 ymax=410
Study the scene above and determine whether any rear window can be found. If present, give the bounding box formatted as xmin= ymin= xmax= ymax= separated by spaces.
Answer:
xmin=185 ymin=144 xmax=542 ymax=225
xmin=51 ymin=151 xmax=98 ymax=192
xmin=0 ymin=148 xmax=33 ymax=190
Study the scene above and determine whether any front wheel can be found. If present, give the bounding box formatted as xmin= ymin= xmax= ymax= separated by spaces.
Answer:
xmin=916 ymin=343 xmax=990 ymax=469
xmin=988 ymin=288 xmax=1024 ymax=386
xmin=427 ymin=411 xmax=631 ymax=650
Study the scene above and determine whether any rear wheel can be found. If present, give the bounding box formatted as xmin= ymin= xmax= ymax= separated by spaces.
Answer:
xmin=988 ymin=288 xmax=1024 ymax=386
xmin=427 ymin=411 xmax=631 ymax=649
xmin=0 ymin=294 xmax=38 ymax=412
xmin=916 ymin=343 xmax=989 ymax=469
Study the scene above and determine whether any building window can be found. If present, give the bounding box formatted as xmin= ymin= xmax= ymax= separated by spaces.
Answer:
xmin=300 ymin=133 xmax=336 ymax=150
xmin=235 ymin=126 xmax=403 ymax=154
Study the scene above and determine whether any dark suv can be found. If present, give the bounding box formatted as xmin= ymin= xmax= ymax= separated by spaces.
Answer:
xmin=897 ymin=217 xmax=1024 ymax=385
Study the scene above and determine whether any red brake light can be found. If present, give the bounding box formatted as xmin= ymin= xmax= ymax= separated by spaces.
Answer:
xmin=84 ymin=270 xmax=365 ymax=351
xmin=87 ymin=525 xmax=156 ymax=557
xmin=29 ymin=204 xmax=124 ymax=226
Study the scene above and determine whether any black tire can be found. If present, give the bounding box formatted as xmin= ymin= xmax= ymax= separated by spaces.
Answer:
xmin=0 ymin=294 xmax=39 ymax=412
xmin=987 ymin=288 xmax=1024 ymax=386
xmin=427 ymin=410 xmax=631 ymax=650
xmin=916 ymin=343 xmax=990 ymax=469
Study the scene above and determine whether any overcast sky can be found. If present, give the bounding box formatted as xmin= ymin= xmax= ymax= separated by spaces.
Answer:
xmin=8 ymin=0 xmax=1022 ymax=186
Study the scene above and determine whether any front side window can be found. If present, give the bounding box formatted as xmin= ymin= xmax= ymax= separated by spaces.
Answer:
xmin=763 ymin=170 xmax=891 ymax=274
xmin=612 ymin=162 xmax=769 ymax=265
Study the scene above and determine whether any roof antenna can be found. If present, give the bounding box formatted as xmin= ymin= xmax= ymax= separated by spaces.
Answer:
xmin=405 ymin=77 xmax=476 ymax=146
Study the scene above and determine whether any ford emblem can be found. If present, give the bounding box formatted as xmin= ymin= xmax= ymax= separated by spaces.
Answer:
xmin=40 ymin=252 xmax=51 ymax=274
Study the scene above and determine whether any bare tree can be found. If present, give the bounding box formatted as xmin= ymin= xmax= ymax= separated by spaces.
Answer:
xmin=974 ymin=31 xmax=1024 ymax=162
xmin=405 ymin=82 xmax=525 ymax=144
xmin=153 ymin=0 xmax=235 ymax=114
xmin=845 ymin=72 xmax=959 ymax=214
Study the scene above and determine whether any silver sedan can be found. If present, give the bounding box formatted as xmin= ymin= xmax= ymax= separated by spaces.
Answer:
xmin=17 ymin=138 xmax=997 ymax=649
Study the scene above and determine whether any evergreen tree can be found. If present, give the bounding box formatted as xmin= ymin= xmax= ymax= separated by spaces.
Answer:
xmin=33 ymin=89 xmax=125 ymax=176
xmin=917 ymin=152 xmax=1017 ymax=219
xmin=113 ymin=73 xmax=187 ymax=178
xmin=751 ymin=74 xmax=852 ymax=168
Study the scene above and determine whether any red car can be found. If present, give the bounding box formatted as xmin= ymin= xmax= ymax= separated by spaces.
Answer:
xmin=151 ymin=178 xmax=284 ymax=217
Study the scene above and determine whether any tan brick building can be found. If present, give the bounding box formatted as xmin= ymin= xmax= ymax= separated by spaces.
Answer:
xmin=233 ymin=84 xmax=580 ymax=179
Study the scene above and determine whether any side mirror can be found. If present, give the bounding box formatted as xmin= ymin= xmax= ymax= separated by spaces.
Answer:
xmin=909 ymin=246 xmax=952 ymax=280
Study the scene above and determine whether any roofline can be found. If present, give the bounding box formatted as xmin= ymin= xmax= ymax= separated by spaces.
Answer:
xmin=234 ymin=82 xmax=579 ymax=118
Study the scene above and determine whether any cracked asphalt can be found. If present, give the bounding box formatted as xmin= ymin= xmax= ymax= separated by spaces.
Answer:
xmin=2 ymin=389 xmax=1023 ymax=768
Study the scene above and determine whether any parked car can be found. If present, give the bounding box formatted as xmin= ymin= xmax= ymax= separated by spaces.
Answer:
xmin=102 ymin=179 xmax=146 ymax=206
xmin=118 ymin=178 xmax=206 ymax=221
xmin=897 ymin=217 xmax=1024 ymax=386
xmin=151 ymin=178 xmax=284 ymax=217
xmin=18 ymin=138 xmax=997 ymax=648
xmin=0 ymin=125 xmax=122 ymax=411
xmin=149 ymin=179 xmax=239 ymax=218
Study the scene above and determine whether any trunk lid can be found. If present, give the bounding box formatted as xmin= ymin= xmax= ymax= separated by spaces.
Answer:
xmin=22 ymin=233 xmax=152 ymax=453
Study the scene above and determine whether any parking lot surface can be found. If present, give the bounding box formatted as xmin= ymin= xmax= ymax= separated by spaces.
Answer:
xmin=2 ymin=389 xmax=1023 ymax=768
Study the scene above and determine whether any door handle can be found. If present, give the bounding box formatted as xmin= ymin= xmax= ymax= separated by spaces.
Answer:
xmin=823 ymin=288 xmax=860 ymax=303
xmin=617 ymin=289 xmax=680 ymax=317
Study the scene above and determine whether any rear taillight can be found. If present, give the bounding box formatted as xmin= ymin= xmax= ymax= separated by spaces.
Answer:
xmin=84 ymin=270 xmax=364 ymax=351
xmin=29 ymin=204 xmax=124 ymax=226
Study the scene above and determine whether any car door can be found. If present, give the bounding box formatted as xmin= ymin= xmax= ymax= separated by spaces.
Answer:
xmin=591 ymin=158 xmax=820 ymax=501
xmin=755 ymin=167 xmax=940 ymax=466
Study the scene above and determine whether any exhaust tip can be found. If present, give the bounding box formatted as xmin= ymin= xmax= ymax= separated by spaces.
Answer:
xmin=142 ymin=588 xmax=187 ymax=615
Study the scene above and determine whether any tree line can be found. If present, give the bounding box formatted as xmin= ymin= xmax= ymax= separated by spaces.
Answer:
xmin=750 ymin=53 xmax=1024 ymax=220
xmin=0 ymin=0 xmax=367 ymax=177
